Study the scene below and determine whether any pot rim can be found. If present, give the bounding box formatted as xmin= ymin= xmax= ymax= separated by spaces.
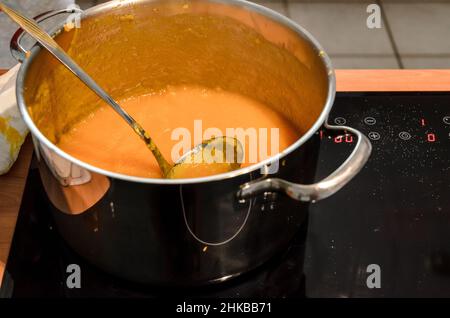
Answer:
xmin=16 ymin=0 xmax=336 ymax=185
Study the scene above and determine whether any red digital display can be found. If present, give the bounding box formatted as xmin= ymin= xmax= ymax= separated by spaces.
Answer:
xmin=345 ymin=135 xmax=354 ymax=143
xmin=421 ymin=118 xmax=426 ymax=127
xmin=334 ymin=134 xmax=353 ymax=144
xmin=427 ymin=133 xmax=436 ymax=142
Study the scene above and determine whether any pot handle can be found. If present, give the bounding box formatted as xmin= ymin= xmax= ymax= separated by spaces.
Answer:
xmin=238 ymin=123 xmax=372 ymax=202
xmin=10 ymin=7 xmax=82 ymax=63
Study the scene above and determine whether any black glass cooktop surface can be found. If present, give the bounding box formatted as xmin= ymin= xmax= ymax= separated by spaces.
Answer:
xmin=3 ymin=92 xmax=450 ymax=298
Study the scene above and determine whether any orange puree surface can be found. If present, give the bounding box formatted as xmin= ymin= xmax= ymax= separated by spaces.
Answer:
xmin=57 ymin=87 xmax=300 ymax=178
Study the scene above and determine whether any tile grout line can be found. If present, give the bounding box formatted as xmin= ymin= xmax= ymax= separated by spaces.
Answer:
xmin=377 ymin=0 xmax=404 ymax=69
xmin=282 ymin=0 xmax=291 ymax=18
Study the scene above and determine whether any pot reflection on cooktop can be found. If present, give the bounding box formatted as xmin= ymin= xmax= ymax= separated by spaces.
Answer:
xmin=4 ymin=92 xmax=450 ymax=298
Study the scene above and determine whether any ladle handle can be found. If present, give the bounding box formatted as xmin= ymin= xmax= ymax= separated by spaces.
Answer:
xmin=238 ymin=124 xmax=372 ymax=202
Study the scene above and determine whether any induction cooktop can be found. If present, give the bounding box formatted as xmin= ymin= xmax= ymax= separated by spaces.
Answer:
xmin=2 ymin=92 xmax=450 ymax=298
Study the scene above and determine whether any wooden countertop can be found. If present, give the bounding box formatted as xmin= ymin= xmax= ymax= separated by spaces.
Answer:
xmin=1 ymin=69 xmax=450 ymax=289
xmin=335 ymin=70 xmax=450 ymax=91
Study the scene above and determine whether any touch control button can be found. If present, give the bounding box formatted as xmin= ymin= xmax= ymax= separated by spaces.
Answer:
xmin=399 ymin=132 xmax=412 ymax=140
xmin=334 ymin=117 xmax=347 ymax=125
xmin=368 ymin=132 xmax=381 ymax=141
xmin=443 ymin=116 xmax=450 ymax=125
xmin=364 ymin=117 xmax=377 ymax=125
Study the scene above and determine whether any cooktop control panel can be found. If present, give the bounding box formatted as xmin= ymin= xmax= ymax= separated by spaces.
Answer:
xmin=321 ymin=93 xmax=449 ymax=159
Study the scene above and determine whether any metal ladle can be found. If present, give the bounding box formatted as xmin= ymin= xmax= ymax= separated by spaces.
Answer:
xmin=0 ymin=3 xmax=242 ymax=179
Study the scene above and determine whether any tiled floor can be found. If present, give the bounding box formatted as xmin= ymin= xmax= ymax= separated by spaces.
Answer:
xmin=287 ymin=1 xmax=398 ymax=68
xmin=74 ymin=0 xmax=450 ymax=69
xmin=1 ymin=0 xmax=449 ymax=69
xmin=383 ymin=1 xmax=450 ymax=69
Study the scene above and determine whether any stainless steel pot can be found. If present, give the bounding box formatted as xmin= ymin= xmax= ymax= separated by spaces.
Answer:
xmin=13 ymin=0 xmax=371 ymax=285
